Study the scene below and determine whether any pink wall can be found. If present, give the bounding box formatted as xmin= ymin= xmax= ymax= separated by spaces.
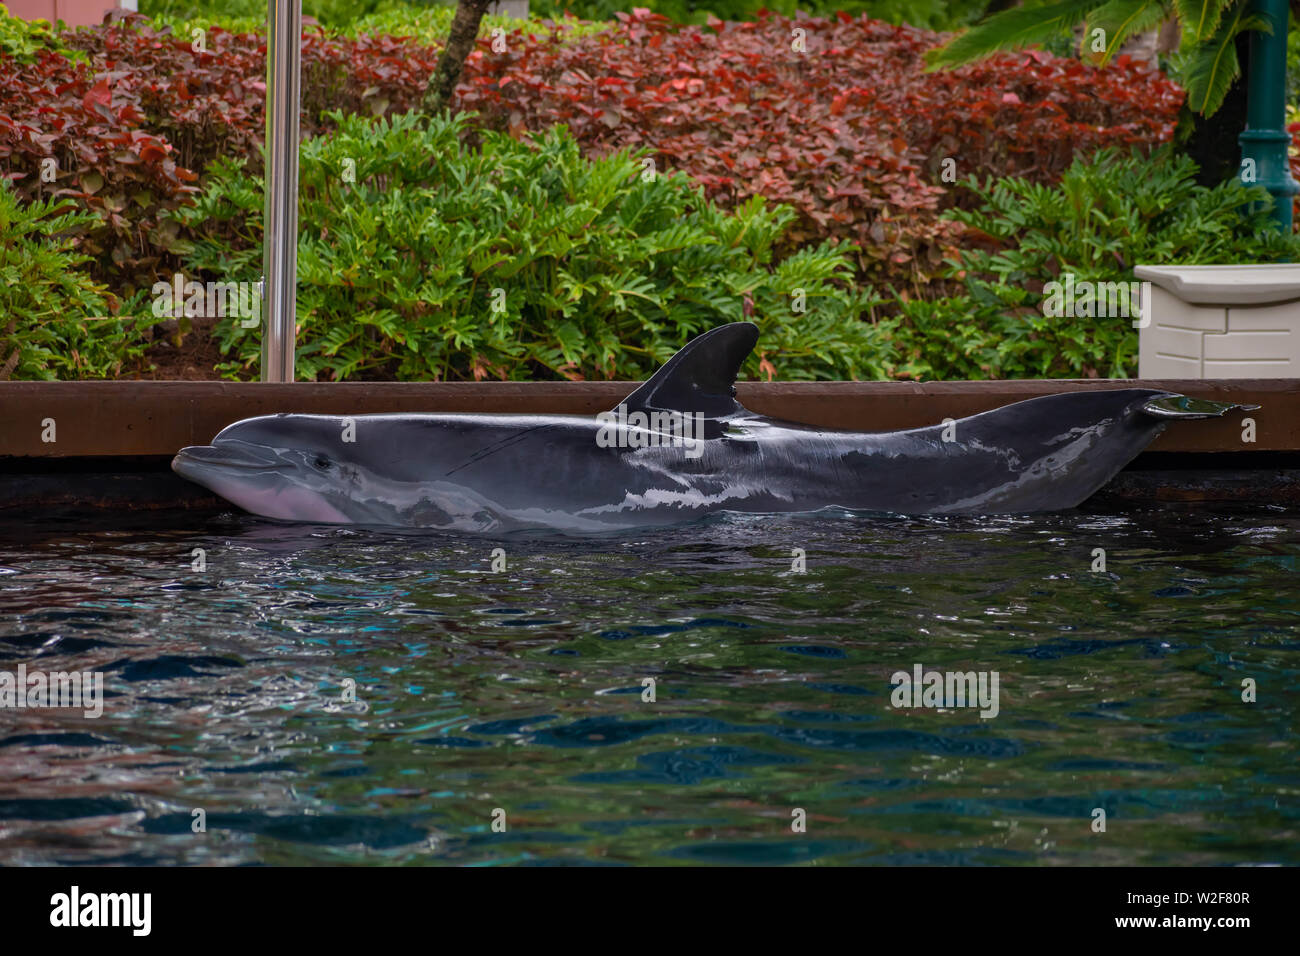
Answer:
xmin=6 ymin=0 xmax=127 ymax=30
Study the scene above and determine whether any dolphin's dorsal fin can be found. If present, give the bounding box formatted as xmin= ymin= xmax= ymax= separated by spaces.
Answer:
xmin=614 ymin=322 xmax=758 ymax=418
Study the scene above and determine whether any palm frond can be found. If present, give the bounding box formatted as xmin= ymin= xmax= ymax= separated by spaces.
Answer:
xmin=1087 ymin=0 xmax=1170 ymax=64
xmin=1173 ymin=0 xmax=1230 ymax=45
xmin=1180 ymin=6 xmax=1271 ymax=115
xmin=926 ymin=0 xmax=1109 ymax=69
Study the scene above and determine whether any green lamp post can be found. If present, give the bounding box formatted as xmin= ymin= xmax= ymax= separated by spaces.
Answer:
xmin=1240 ymin=0 xmax=1299 ymax=232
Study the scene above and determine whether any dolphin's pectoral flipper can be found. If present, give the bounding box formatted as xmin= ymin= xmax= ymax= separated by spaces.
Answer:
xmin=614 ymin=321 xmax=759 ymax=417
xmin=1140 ymin=394 xmax=1262 ymax=420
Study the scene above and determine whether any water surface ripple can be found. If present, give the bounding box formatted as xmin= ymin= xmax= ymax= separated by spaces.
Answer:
xmin=0 ymin=504 xmax=1296 ymax=865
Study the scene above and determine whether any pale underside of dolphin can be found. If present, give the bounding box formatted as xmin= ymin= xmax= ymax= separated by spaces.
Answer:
xmin=171 ymin=322 xmax=1253 ymax=533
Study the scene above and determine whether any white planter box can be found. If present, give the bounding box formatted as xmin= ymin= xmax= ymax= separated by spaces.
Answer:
xmin=1136 ymin=264 xmax=1300 ymax=378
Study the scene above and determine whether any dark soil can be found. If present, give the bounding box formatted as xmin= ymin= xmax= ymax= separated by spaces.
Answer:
xmin=125 ymin=321 xmax=236 ymax=381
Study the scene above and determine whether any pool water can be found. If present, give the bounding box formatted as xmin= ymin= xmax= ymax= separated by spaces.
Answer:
xmin=0 ymin=504 xmax=1296 ymax=866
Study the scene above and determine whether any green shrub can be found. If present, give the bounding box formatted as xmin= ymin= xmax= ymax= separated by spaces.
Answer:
xmin=0 ymin=4 xmax=52 ymax=59
xmin=141 ymin=0 xmax=607 ymax=42
xmin=891 ymin=148 xmax=1300 ymax=380
xmin=142 ymin=0 xmax=990 ymax=32
xmin=175 ymin=110 xmax=891 ymax=382
xmin=0 ymin=3 xmax=82 ymax=61
xmin=141 ymin=0 xmax=378 ymax=30
xmin=141 ymin=0 xmax=379 ymax=38
xmin=529 ymin=0 xmax=990 ymax=30
xmin=885 ymin=296 xmax=1006 ymax=381
xmin=345 ymin=4 xmax=609 ymax=41
xmin=0 ymin=182 xmax=156 ymax=380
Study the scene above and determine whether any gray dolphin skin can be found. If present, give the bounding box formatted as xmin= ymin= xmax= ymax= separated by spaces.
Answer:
xmin=171 ymin=322 xmax=1255 ymax=533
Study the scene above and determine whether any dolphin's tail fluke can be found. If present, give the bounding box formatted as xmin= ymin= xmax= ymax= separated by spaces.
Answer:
xmin=1139 ymin=394 xmax=1261 ymax=420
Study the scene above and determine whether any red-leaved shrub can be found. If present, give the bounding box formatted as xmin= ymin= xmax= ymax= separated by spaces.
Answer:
xmin=1290 ymin=119 xmax=1300 ymax=227
xmin=11 ymin=10 xmax=1187 ymax=292
xmin=0 ymin=47 xmax=199 ymax=291
xmin=61 ymin=14 xmax=445 ymax=176
xmin=63 ymin=19 xmax=268 ymax=175
xmin=5 ymin=12 xmax=445 ymax=290
xmin=458 ymin=10 xmax=1184 ymax=291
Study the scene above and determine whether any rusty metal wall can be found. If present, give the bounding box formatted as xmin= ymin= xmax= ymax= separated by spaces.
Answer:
xmin=0 ymin=380 xmax=1293 ymax=459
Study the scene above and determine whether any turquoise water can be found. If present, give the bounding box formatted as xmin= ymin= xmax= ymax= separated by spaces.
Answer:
xmin=0 ymin=504 xmax=1296 ymax=865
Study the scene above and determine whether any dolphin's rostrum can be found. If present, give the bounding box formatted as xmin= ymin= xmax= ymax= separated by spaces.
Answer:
xmin=171 ymin=322 xmax=1254 ymax=532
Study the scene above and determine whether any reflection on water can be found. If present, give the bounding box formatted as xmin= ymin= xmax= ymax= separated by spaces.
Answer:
xmin=0 ymin=504 xmax=1296 ymax=865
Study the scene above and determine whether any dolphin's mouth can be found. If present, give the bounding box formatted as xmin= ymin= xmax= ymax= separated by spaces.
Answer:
xmin=172 ymin=439 xmax=281 ymax=478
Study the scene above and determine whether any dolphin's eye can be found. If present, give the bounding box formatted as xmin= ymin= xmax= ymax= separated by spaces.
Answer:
xmin=313 ymin=456 xmax=332 ymax=470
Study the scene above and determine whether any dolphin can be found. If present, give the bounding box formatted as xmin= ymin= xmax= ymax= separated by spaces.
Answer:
xmin=171 ymin=322 xmax=1254 ymax=533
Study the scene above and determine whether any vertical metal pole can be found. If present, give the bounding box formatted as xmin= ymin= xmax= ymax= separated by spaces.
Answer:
xmin=261 ymin=0 xmax=302 ymax=382
xmin=1240 ymin=0 xmax=1298 ymax=233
